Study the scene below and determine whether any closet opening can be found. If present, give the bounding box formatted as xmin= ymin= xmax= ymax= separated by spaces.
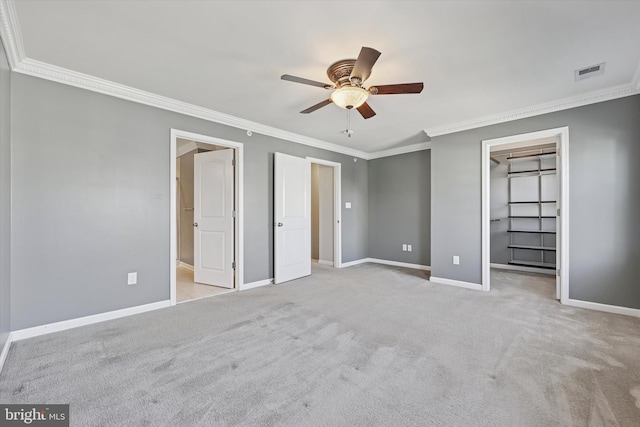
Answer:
xmin=307 ymin=157 xmax=342 ymax=269
xmin=481 ymin=127 xmax=569 ymax=303
xmin=170 ymin=129 xmax=245 ymax=305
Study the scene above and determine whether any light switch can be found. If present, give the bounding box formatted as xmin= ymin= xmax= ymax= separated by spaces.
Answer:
xmin=408 ymin=245 xmax=412 ymax=252
xmin=402 ymin=244 xmax=407 ymax=251
xmin=453 ymin=256 xmax=460 ymax=265
xmin=345 ymin=202 xmax=352 ymax=209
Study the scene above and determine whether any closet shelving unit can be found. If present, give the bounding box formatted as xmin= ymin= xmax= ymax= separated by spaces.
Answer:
xmin=506 ymin=151 xmax=557 ymax=270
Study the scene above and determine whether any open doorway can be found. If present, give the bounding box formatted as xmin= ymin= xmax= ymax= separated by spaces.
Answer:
xmin=308 ymin=157 xmax=342 ymax=268
xmin=482 ymin=127 xmax=569 ymax=303
xmin=170 ymin=129 xmax=244 ymax=305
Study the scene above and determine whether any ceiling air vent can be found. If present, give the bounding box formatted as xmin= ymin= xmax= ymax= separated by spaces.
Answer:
xmin=574 ymin=63 xmax=605 ymax=81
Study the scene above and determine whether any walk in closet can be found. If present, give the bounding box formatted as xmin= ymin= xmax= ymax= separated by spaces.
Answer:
xmin=490 ymin=144 xmax=557 ymax=271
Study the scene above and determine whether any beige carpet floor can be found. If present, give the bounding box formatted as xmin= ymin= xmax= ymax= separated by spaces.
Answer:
xmin=1 ymin=264 xmax=639 ymax=426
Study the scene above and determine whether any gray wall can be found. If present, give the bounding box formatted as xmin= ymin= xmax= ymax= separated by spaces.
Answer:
xmin=431 ymin=95 xmax=640 ymax=309
xmin=368 ymin=150 xmax=431 ymax=266
xmin=0 ymin=40 xmax=11 ymax=351
xmin=10 ymin=74 xmax=369 ymax=329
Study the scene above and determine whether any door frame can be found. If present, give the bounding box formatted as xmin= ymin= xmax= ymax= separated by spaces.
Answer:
xmin=481 ymin=127 xmax=569 ymax=303
xmin=307 ymin=157 xmax=342 ymax=268
xmin=170 ymin=129 xmax=244 ymax=305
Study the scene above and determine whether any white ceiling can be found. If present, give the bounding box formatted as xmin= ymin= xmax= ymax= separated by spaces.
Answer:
xmin=11 ymin=0 xmax=640 ymax=153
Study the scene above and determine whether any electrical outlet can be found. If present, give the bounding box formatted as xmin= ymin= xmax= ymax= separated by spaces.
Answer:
xmin=127 ymin=272 xmax=137 ymax=285
xmin=453 ymin=256 xmax=460 ymax=265
xmin=402 ymin=244 xmax=407 ymax=251
xmin=345 ymin=202 xmax=352 ymax=209
xmin=407 ymin=244 xmax=412 ymax=252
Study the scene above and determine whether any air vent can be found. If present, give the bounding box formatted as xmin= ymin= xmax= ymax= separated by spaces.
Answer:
xmin=574 ymin=63 xmax=605 ymax=81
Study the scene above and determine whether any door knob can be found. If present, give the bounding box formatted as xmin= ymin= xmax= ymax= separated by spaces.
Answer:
xmin=193 ymin=222 xmax=198 ymax=227
xmin=277 ymin=222 xmax=283 ymax=227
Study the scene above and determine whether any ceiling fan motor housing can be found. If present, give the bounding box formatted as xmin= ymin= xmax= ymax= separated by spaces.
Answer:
xmin=327 ymin=59 xmax=359 ymax=88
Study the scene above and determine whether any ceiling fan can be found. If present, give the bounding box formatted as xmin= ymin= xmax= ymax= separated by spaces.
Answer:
xmin=281 ymin=47 xmax=424 ymax=120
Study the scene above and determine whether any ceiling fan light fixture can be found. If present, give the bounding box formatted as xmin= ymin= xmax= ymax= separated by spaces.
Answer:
xmin=330 ymin=86 xmax=369 ymax=109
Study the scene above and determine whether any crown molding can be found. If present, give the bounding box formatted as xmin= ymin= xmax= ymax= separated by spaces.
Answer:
xmin=0 ymin=0 xmax=25 ymax=69
xmin=2 ymin=0 xmax=639 ymax=159
xmin=424 ymin=83 xmax=640 ymax=137
xmin=367 ymin=141 xmax=432 ymax=160
xmin=14 ymin=58 xmax=371 ymax=159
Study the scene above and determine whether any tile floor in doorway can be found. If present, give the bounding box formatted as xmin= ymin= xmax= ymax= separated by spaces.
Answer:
xmin=176 ymin=265 xmax=234 ymax=302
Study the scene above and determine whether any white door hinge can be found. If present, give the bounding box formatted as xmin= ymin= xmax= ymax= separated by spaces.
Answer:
xmin=232 ymin=261 xmax=236 ymax=270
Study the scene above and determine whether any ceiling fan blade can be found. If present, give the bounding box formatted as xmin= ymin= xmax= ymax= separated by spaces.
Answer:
xmin=350 ymin=47 xmax=381 ymax=83
xmin=369 ymin=82 xmax=424 ymax=95
xmin=281 ymin=74 xmax=333 ymax=89
xmin=356 ymin=102 xmax=376 ymax=119
xmin=300 ymin=99 xmax=333 ymax=114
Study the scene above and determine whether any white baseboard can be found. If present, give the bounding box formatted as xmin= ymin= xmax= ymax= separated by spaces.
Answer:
xmin=340 ymin=257 xmax=430 ymax=271
xmin=490 ymin=263 xmax=555 ymax=275
xmin=317 ymin=260 xmax=334 ymax=266
xmin=430 ymin=276 xmax=484 ymax=291
xmin=339 ymin=258 xmax=370 ymax=268
xmin=564 ymin=298 xmax=640 ymax=318
xmin=178 ymin=261 xmax=194 ymax=271
xmin=0 ymin=332 xmax=14 ymax=375
xmin=240 ymin=278 xmax=273 ymax=291
xmin=11 ymin=300 xmax=171 ymax=341
xmin=368 ymin=258 xmax=431 ymax=271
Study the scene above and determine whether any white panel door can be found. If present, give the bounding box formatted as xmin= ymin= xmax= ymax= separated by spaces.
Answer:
xmin=274 ymin=153 xmax=311 ymax=284
xmin=194 ymin=149 xmax=234 ymax=288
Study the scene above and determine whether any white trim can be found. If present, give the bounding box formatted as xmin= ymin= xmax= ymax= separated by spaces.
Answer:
xmin=0 ymin=332 xmax=13 ymax=375
xmin=339 ymin=257 xmax=430 ymax=271
xmin=0 ymin=0 xmax=25 ymax=69
xmin=368 ymin=258 xmax=431 ymax=271
xmin=317 ymin=260 xmax=334 ymax=266
xmin=240 ymin=278 xmax=273 ymax=291
xmin=170 ymin=129 xmax=244 ymax=306
xmin=12 ymin=58 xmax=371 ymax=159
xmin=429 ymin=276 xmax=483 ymax=291
xmin=564 ymin=298 xmax=640 ymax=318
xmin=339 ymin=258 xmax=369 ymax=268
xmin=367 ymin=142 xmax=432 ymax=160
xmin=11 ymin=300 xmax=171 ymax=341
xmin=2 ymin=0 xmax=637 ymax=154
xmin=558 ymin=129 xmax=570 ymax=304
xmin=425 ymin=84 xmax=639 ymax=137
xmin=307 ymin=157 xmax=342 ymax=268
xmin=177 ymin=289 xmax=236 ymax=304
xmin=490 ymin=263 xmax=555 ymax=276
xmin=481 ymin=127 xmax=569 ymax=299
xmin=177 ymin=261 xmax=194 ymax=271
